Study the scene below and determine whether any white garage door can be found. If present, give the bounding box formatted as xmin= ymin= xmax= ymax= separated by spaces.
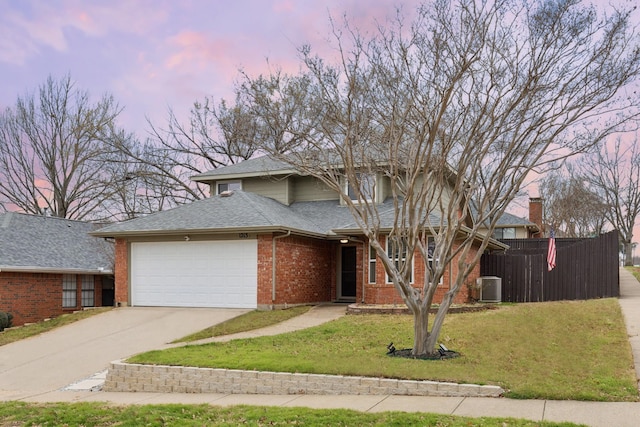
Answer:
xmin=130 ymin=240 xmax=257 ymax=308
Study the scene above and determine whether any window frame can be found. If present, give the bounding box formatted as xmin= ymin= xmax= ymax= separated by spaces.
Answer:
xmin=492 ymin=227 xmax=516 ymax=239
xmin=368 ymin=244 xmax=377 ymax=284
xmin=216 ymin=180 xmax=242 ymax=194
xmin=385 ymin=236 xmax=413 ymax=284
xmin=427 ymin=236 xmax=443 ymax=285
xmin=81 ymin=275 xmax=95 ymax=307
xmin=346 ymin=172 xmax=376 ymax=203
xmin=62 ymin=274 xmax=77 ymax=308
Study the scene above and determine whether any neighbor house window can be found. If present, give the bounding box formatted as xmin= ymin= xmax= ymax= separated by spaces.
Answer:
xmin=346 ymin=172 xmax=376 ymax=202
xmin=62 ymin=274 xmax=77 ymax=308
xmin=386 ymin=236 xmax=413 ymax=283
xmin=216 ymin=180 xmax=242 ymax=194
xmin=492 ymin=227 xmax=516 ymax=239
xmin=81 ymin=275 xmax=95 ymax=307
xmin=369 ymin=244 xmax=377 ymax=283
xmin=427 ymin=237 xmax=443 ymax=285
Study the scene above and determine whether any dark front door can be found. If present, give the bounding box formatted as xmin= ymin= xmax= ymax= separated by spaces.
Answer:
xmin=341 ymin=246 xmax=357 ymax=299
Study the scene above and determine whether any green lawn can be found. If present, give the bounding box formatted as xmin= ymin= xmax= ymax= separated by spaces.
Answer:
xmin=130 ymin=299 xmax=638 ymax=402
xmin=627 ymin=266 xmax=640 ymax=282
xmin=173 ymin=305 xmax=312 ymax=343
xmin=0 ymin=402 xmax=585 ymax=426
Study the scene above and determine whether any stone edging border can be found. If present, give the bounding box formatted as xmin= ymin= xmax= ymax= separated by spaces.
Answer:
xmin=104 ymin=360 xmax=504 ymax=397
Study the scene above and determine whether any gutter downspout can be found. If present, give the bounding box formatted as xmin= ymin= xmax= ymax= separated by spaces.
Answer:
xmin=272 ymin=231 xmax=291 ymax=307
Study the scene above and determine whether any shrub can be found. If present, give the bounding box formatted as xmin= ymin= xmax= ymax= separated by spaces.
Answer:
xmin=0 ymin=312 xmax=13 ymax=331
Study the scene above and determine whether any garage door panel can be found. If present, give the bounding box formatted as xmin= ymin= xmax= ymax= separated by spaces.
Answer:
xmin=130 ymin=240 xmax=257 ymax=308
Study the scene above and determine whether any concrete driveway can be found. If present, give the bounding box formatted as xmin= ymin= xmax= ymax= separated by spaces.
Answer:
xmin=0 ymin=307 xmax=248 ymax=400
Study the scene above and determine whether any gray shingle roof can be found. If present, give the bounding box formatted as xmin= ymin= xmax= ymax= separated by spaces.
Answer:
xmin=494 ymin=211 xmax=537 ymax=227
xmin=0 ymin=213 xmax=114 ymax=274
xmin=93 ymin=191 xmax=446 ymax=238
xmin=93 ymin=190 xmax=331 ymax=237
xmin=191 ymin=156 xmax=295 ymax=181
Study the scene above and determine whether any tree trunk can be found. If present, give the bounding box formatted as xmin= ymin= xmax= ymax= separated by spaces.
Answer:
xmin=624 ymin=240 xmax=634 ymax=266
xmin=411 ymin=305 xmax=433 ymax=356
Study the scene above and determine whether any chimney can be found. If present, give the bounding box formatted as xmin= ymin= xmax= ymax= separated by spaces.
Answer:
xmin=529 ymin=197 xmax=544 ymax=238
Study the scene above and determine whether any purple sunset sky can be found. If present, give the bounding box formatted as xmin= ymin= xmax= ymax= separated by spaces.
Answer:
xmin=0 ymin=0 xmax=407 ymax=132
xmin=1 ymin=0 xmax=639 ymax=248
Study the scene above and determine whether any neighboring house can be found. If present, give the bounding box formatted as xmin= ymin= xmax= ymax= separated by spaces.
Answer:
xmin=0 ymin=213 xmax=115 ymax=326
xmin=93 ymin=156 xmax=506 ymax=310
xmin=486 ymin=211 xmax=540 ymax=240
xmin=475 ymin=198 xmax=542 ymax=240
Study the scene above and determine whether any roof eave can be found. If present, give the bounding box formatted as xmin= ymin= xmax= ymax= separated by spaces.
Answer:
xmin=191 ymin=169 xmax=298 ymax=182
xmin=91 ymin=225 xmax=328 ymax=240
xmin=0 ymin=266 xmax=114 ymax=275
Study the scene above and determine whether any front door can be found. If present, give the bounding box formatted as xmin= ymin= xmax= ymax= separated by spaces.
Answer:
xmin=340 ymin=246 xmax=357 ymax=300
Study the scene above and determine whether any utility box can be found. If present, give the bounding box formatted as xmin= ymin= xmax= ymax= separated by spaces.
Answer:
xmin=477 ymin=276 xmax=502 ymax=303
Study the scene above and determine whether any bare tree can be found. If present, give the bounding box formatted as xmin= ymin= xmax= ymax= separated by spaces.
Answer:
xmin=583 ymin=136 xmax=640 ymax=266
xmin=240 ymin=0 xmax=640 ymax=355
xmin=0 ymin=75 xmax=126 ymax=220
xmin=539 ymin=167 xmax=609 ymax=237
xmin=110 ymin=94 xmax=267 ymax=210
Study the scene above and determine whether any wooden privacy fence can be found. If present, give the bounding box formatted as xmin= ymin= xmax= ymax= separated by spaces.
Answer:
xmin=480 ymin=230 xmax=619 ymax=302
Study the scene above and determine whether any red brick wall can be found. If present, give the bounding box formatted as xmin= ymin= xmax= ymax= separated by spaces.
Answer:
xmin=257 ymin=234 xmax=334 ymax=307
xmin=0 ymin=272 xmax=103 ymax=326
xmin=362 ymin=237 xmax=480 ymax=305
xmin=529 ymin=197 xmax=544 ymax=238
xmin=114 ymin=238 xmax=129 ymax=306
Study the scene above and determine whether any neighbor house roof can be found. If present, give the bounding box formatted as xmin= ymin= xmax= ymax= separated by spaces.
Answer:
xmin=494 ymin=211 xmax=539 ymax=229
xmin=0 ymin=212 xmax=114 ymax=274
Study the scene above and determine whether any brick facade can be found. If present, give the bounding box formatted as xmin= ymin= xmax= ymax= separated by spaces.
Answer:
xmin=360 ymin=237 xmax=479 ymax=306
xmin=114 ymin=238 xmax=129 ymax=306
xmin=257 ymin=234 xmax=334 ymax=308
xmin=113 ymin=234 xmax=481 ymax=310
xmin=0 ymin=272 xmax=106 ymax=326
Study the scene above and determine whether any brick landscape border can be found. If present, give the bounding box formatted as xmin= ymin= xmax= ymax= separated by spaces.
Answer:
xmin=104 ymin=360 xmax=504 ymax=397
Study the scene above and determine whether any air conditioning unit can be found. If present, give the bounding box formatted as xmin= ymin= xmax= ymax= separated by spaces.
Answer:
xmin=477 ymin=276 xmax=502 ymax=303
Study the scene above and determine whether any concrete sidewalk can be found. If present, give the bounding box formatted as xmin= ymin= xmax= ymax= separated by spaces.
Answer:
xmin=9 ymin=269 xmax=640 ymax=426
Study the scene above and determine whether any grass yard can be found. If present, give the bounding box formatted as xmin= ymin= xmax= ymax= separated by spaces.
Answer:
xmin=0 ymin=401 xmax=585 ymax=426
xmin=130 ymin=299 xmax=638 ymax=402
xmin=628 ymin=266 xmax=640 ymax=282
xmin=173 ymin=305 xmax=312 ymax=343
xmin=0 ymin=307 xmax=112 ymax=347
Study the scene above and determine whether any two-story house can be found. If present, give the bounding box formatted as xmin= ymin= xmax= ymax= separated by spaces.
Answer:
xmin=93 ymin=155 xmax=505 ymax=310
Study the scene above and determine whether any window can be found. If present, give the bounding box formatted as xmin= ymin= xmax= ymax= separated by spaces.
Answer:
xmin=386 ymin=236 xmax=413 ymax=283
xmin=216 ymin=180 xmax=242 ymax=194
xmin=62 ymin=274 xmax=77 ymax=308
xmin=346 ymin=172 xmax=376 ymax=202
xmin=368 ymin=244 xmax=377 ymax=283
xmin=492 ymin=227 xmax=516 ymax=239
xmin=81 ymin=275 xmax=95 ymax=307
xmin=427 ymin=237 xmax=442 ymax=285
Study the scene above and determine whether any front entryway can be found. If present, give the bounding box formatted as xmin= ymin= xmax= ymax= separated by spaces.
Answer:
xmin=340 ymin=246 xmax=357 ymax=300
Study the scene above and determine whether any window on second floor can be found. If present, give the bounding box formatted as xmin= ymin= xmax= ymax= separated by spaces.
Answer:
xmin=493 ymin=227 xmax=516 ymax=239
xmin=346 ymin=172 xmax=376 ymax=202
xmin=216 ymin=180 xmax=242 ymax=194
